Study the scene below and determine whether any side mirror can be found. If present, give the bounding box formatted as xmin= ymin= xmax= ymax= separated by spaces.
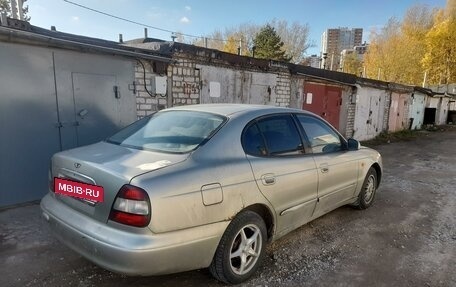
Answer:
xmin=347 ymin=138 xmax=360 ymax=151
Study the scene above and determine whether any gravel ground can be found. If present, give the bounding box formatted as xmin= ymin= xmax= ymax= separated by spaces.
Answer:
xmin=1 ymin=127 xmax=455 ymax=287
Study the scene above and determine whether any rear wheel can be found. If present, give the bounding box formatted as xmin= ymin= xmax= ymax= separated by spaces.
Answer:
xmin=209 ymin=210 xmax=267 ymax=284
xmin=353 ymin=167 xmax=378 ymax=209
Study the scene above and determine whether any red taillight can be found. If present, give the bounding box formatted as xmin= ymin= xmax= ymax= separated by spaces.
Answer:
xmin=109 ymin=184 xmax=151 ymax=228
xmin=109 ymin=210 xmax=150 ymax=227
xmin=120 ymin=185 xmax=148 ymax=201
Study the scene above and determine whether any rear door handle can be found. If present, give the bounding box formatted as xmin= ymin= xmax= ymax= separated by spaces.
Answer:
xmin=261 ymin=174 xmax=276 ymax=185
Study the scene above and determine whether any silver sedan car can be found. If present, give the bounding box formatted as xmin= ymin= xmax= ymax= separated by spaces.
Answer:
xmin=41 ymin=104 xmax=382 ymax=284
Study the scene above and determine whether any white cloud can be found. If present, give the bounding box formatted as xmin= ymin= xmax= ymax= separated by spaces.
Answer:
xmin=71 ymin=16 xmax=79 ymax=21
xmin=185 ymin=6 xmax=191 ymax=11
xmin=180 ymin=16 xmax=190 ymax=23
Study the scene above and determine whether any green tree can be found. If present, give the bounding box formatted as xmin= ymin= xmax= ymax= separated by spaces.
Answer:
xmin=253 ymin=24 xmax=291 ymax=62
xmin=196 ymin=21 xmax=311 ymax=62
xmin=269 ymin=19 xmax=312 ymax=63
xmin=0 ymin=0 xmax=30 ymax=21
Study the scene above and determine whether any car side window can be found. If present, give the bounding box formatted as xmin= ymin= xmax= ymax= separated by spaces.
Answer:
xmin=242 ymin=124 xmax=267 ymax=156
xmin=256 ymin=115 xmax=303 ymax=156
xmin=297 ymin=115 xmax=342 ymax=154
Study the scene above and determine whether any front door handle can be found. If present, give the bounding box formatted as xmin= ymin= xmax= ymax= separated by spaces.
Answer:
xmin=261 ymin=174 xmax=276 ymax=185
xmin=319 ymin=163 xmax=329 ymax=173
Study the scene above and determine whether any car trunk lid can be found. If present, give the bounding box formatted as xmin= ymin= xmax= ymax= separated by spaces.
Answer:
xmin=51 ymin=141 xmax=188 ymax=223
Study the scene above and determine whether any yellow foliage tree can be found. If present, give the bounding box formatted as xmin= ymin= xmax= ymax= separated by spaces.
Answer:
xmin=222 ymin=36 xmax=239 ymax=54
xmin=363 ymin=18 xmax=404 ymax=82
xmin=422 ymin=15 xmax=456 ymax=84
xmin=420 ymin=0 xmax=456 ymax=85
xmin=342 ymin=53 xmax=363 ymax=75
xmin=364 ymin=6 xmax=435 ymax=85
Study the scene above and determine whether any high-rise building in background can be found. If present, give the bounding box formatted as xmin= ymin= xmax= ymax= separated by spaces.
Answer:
xmin=320 ymin=27 xmax=363 ymax=70
xmin=301 ymin=54 xmax=321 ymax=68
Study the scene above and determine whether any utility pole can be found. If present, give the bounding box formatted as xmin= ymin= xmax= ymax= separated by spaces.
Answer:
xmin=422 ymin=71 xmax=427 ymax=88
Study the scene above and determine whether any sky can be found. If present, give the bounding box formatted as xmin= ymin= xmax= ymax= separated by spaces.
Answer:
xmin=27 ymin=0 xmax=447 ymax=55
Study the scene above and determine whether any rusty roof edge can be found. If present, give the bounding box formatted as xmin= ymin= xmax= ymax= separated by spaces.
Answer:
xmin=0 ymin=26 xmax=172 ymax=63
xmin=295 ymin=72 xmax=356 ymax=86
xmin=413 ymin=86 xmax=434 ymax=96
xmin=388 ymin=82 xmax=414 ymax=93
xmin=356 ymin=77 xmax=389 ymax=89
xmin=154 ymin=41 xmax=277 ymax=70
xmin=289 ymin=63 xmax=357 ymax=86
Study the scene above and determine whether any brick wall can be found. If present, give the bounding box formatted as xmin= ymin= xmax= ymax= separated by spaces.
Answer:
xmin=275 ymin=72 xmax=291 ymax=107
xmin=170 ymin=57 xmax=200 ymax=106
xmin=133 ymin=61 xmax=168 ymax=118
xmin=383 ymin=92 xmax=391 ymax=130
xmin=345 ymin=102 xmax=356 ymax=138
xmin=402 ymin=95 xmax=410 ymax=129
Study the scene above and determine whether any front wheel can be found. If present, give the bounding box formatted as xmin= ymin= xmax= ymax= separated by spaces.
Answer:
xmin=209 ymin=210 xmax=267 ymax=284
xmin=353 ymin=167 xmax=378 ymax=209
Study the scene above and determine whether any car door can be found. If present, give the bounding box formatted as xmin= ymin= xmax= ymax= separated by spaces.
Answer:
xmin=296 ymin=114 xmax=359 ymax=218
xmin=243 ymin=114 xmax=318 ymax=236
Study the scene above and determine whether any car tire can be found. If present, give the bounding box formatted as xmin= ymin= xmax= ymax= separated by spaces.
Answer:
xmin=209 ymin=210 xmax=267 ymax=284
xmin=353 ymin=167 xmax=378 ymax=210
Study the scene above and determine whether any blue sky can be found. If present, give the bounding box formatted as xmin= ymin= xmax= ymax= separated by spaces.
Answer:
xmin=28 ymin=0 xmax=446 ymax=55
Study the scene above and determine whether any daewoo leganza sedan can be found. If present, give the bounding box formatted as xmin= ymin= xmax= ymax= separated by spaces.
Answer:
xmin=41 ymin=104 xmax=382 ymax=284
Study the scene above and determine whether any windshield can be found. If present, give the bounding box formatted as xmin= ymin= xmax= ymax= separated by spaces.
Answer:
xmin=107 ymin=110 xmax=226 ymax=153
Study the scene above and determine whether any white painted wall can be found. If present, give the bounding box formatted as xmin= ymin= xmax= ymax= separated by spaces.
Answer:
xmin=449 ymin=101 xmax=456 ymax=111
xmin=197 ymin=65 xmax=278 ymax=105
xmin=426 ymin=96 xmax=450 ymax=125
xmin=426 ymin=97 xmax=439 ymax=108
xmin=409 ymin=92 xmax=426 ymax=130
xmin=352 ymin=86 xmax=388 ymax=141
xmin=437 ymin=97 xmax=450 ymax=125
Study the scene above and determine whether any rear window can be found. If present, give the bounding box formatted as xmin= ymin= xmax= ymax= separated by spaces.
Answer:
xmin=107 ymin=111 xmax=226 ymax=153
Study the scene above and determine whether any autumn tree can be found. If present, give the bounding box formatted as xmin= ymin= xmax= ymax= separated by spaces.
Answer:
xmin=192 ymin=30 xmax=225 ymax=51
xmin=363 ymin=18 xmax=403 ymax=82
xmin=422 ymin=10 xmax=456 ymax=84
xmin=194 ymin=20 xmax=312 ymax=62
xmin=222 ymin=35 xmax=239 ymax=54
xmin=0 ymin=0 xmax=30 ymax=21
xmin=342 ymin=53 xmax=363 ymax=75
xmin=192 ymin=24 xmax=256 ymax=56
xmin=253 ymin=24 xmax=291 ymax=62
xmin=363 ymin=5 xmax=435 ymax=85
xmin=269 ymin=19 xmax=312 ymax=63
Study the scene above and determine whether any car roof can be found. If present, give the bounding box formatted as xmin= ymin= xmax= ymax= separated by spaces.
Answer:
xmin=166 ymin=104 xmax=309 ymax=117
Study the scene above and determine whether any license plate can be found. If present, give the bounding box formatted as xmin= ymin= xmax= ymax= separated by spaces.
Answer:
xmin=54 ymin=178 xmax=104 ymax=203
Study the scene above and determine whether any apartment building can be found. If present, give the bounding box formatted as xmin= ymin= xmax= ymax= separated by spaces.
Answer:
xmin=321 ymin=27 xmax=363 ymax=70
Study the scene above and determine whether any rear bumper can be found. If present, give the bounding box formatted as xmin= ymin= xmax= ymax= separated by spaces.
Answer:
xmin=40 ymin=194 xmax=228 ymax=276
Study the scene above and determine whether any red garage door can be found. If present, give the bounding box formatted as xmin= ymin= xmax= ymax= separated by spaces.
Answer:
xmin=302 ymin=83 xmax=342 ymax=129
